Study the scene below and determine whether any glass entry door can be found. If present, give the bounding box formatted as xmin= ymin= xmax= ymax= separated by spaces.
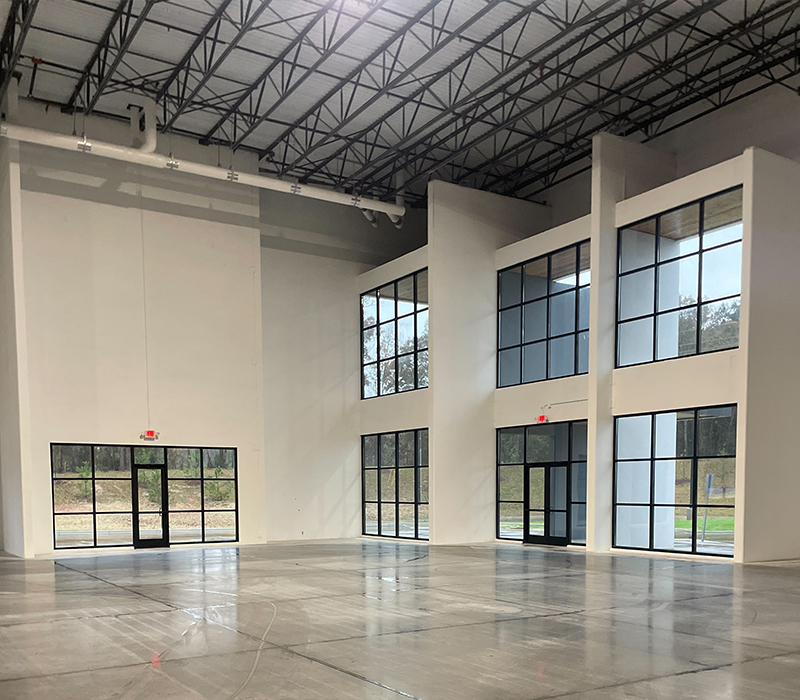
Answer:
xmin=133 ymin=465 xmax=168 ymax=548
xmin=525 ymin=464 xmax=569 ymax=545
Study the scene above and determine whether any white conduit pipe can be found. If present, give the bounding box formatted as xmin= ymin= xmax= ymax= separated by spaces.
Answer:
xmin=0 ymin=122 xmax=406 ymax=221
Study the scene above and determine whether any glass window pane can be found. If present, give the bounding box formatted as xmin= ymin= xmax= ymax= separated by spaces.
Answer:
xmin=136 ymin=470 xmax=162 ymax=511
xmin=615 ymin=505 xmax=650 ymax=548
xmin=364 ymin=469 xmax=378 ymax=501
xmin=700 ymin=298 xmax=740 ymax=352
xmin=696 ymin=507 xmax=735 ymax=556
xmin=616 ymin=461 xmax=651 ymax=504
xmin=697 ymin=406 xmax=737 ymax=456
xmin=52 ymin=445 xmax=92 ymax=478
xmin=529 ymin=468 xmax=544 ymax=509
xmin=363 ymin=363 xmax=378 ymax=398
xmin=134 ymin=446 xmax=164 ymax=465
xmin=571 ymin=504 xmax=586 ymax=544
xmin=499 ymin=267 xmax=522 ymax=308
xmin=578 ymin=286 xmax=590 ymax=331
xmin=418 ymin=429 xmax=429 ymax=466
xmin=654 ymin=411 xmax=694 ymax=459
xmin=169 ymin=512 xmax=202 ymax=544
xmin=571 ymin=462 xmax=587 ymax=502
xmin=656 ymin=308 xmax=697 ymax=360
xmin=380 ymin=434 xmax=396 ymax=467
xmin=498 ymin=465 xmax=524 ymax=501
xmin=167 ymin=448 xmax=201 ymax=478
xmin=529 ymin=511 xmax=545 ymax=537
xmin=378 ymin=284 xmax=395 ymax=322
xmin=551 ymin=248 xmax=577 ymax=293
xmin=363 ymin=435 xmax=378 ymax=467
xmin=618 ymin=317 xmax=654 ymax=366
xmin=526 ymin=423 xmax=569 ymax=463
xmin=364 ymin=503 xmax=378 ymax=534
xmin=702 ymin=242 xmax=742 ymax=301
xmin=399 ymin=504 xmax=416 ymax=538
xmin=498 ymin=503 xmax=523 ymax=539
xmin=579 ymin=242 xmax=591 ymax=285
xmin=94 ymin=446 xmax=131 ymax=478
xmin=418 ymin=504 xmax=429 ymax=540
xmin=397 ymin=355 xmax=415 ymax=392
xmin=657 ymin=255 xmax=698 ymax=311
xmin=523 ymin=300 xmax=547 ymax=343
xmin=397 ymin=276 xmax=415 ymax=316
xmin=416 ymin=310 xmax=429 ymax=350
xmin=169 ymin=479 xmax=201 ymax=510
xmin=498 ymin=347 xmax=521 ymax=387
xmin=381 ymin=504 xmax=396 ymax=537
xmin=203 ymin=449 xmax=235 ymax=478
xmin=54 ymin=514 xmax=94 ymax=548
xmin=416 ymin=350 xmax=429 ymax=388
xmin=379 ymin=322 xmax=395 ymax=359
xmin=619 ymin=219 xmax=656 ymax=272
xmin=524 ymin=258 xmax=548 ymax=301
xmin=577 ymin=331 xmax=589 ymax=374
xmin=362 ymin=327 xmax=377 ymax=364
xmin=398 ymin=469 xmax=415 ymax=503
xmin=654 ymin=459 xmax=693 ymax=506
xmin=204 ymin=480 xmax=235 ymax=510
xmin=53 ymin=479 xmax=93 ymax=514
xmin=398 ymin=431 xmax=415 ymax=466
xmin=550 ymin=291 xmax=576 ymax=336
xmin=619 ymin=268 xmax=654 ymax=321
xmin=522 ymin=342 xmax=546 ymax=383
xmin=96 ymin=513 xmax=132 ymax=546
xmin=551 ymin=466 xmax=567 ymax=510
xmin=379 ymin=358 xmax=396 ymax=395
xmin=204 ymin=511 xmax=235 ymax=541
xmin=499 ymin=307 xmax=521 ymax=349
xmin=697 ymin=458 xmax=736 ymax=507
xmin=653 ymin=506 xmax=693 ymax=552
xmin=659 ymin=203 xmax=700 ymax=261
xmin=498 ymin=427 xmax=524 ymax=464
xmin=550 ymin=511 xmax=567 ymax=538
xmin=419 ymin=467 xmax=429 ymax=503
xmin=549 ymin=336 xmax=575 ymax=379
xmin=416 ymin=270 xmax=428 ymax=310
xmin=94 ymin=479 xmax=131 ymax=512
xmin=572 ymin=423 xmax=588 ymax=460
xmin=362 ymin=292 xmax=377 ymax=328
xmin=616 ymin=415 xmax=652 ymax=460
xmin=703 ymin=189 xmax=742 ymax=246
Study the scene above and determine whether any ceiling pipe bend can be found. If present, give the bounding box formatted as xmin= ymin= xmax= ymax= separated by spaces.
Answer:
xmin=0 ymin=122 xmax=406 ymax=221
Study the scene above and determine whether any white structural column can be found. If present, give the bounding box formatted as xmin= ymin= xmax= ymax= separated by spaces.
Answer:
xmin=427 ymin=181 xmax=551 ymax=544
xmin=0 ymin=139 xmax=34 ymax=557
xmin=586 ymin=134 xmax=676 ymax=552
xmin=738 ymin=148 xmax=800 ymax=562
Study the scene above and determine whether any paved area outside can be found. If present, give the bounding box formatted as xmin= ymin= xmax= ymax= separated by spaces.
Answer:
xmin=0 ymin=540 xmax=799 ymax=699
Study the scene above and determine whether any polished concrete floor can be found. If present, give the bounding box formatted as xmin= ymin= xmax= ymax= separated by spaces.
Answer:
xmin=1 ymin=541 xmax=799 ymax=699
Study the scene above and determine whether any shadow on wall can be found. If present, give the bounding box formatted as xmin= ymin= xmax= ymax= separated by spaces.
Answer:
xmin=259 ymin=188 xmax=427 ymax=266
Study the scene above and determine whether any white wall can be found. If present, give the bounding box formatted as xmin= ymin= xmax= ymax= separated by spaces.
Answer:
xmin=427 ymin=181 xmax=552 ymax=544
xmin=261 ymin=248 xmax=366 ymax=541
xmin=738 ymin=148 xmax=800 ymax=562
xmin=15 ymin=142 xmax=265 ymax=555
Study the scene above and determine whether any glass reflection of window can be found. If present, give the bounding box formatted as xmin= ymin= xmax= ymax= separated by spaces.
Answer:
xmin=497 ymin=241 xmax=590 ymax=388
xmin=362 ymin=429 xmax=428 ymax=540
xmin=614 ymin=405 xmax=736 ymax=557
xmin=617 ymin=187 xmax=743 ymax=367
xmin=361 ymin=269 xmax=428 ymax=399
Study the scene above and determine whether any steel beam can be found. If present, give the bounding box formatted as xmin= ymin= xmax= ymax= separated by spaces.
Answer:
xmin=0 ymin=0 xmax=39 ymax=105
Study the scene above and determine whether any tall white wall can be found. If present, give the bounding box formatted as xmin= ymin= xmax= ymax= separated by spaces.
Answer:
xmin=427 ymin=181 xmax=552 ymax=544
xmin=738 ymin=148 xmax=800 ymax=562
xmin=261 ymin=247 xmax=366 ymax=541
xmin=14 ymin=142 xmax=265 ymax=555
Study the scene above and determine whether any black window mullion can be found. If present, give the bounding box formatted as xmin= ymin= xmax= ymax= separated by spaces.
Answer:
xmin=91 ymin=444 xmax=97 ymax=547
xmin=649 ymin=415 xmax=656 ymax=551
xmin=691 ymin=409 xmax=699 ymax=554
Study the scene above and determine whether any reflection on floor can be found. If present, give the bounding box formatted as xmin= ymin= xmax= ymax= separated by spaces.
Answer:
xmin=1 ymin=541 xmax=799 ymax=699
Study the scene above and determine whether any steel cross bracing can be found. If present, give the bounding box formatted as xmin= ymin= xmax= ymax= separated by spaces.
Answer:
xmin=66 ymin=0 xmax=160 ymax=114
xmin=0 ymin=0 xmax=39 ymax=104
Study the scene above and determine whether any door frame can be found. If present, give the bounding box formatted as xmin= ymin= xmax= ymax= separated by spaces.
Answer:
xmin=523 ymin=462 xmax=570 ymax=546
xmin=133 ymin=464 xmax=169 ymax=548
